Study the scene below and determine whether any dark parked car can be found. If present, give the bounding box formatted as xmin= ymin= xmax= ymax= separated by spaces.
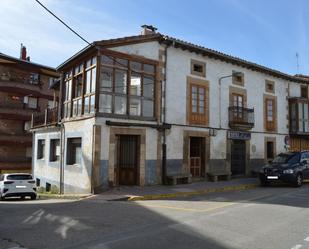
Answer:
xmin=259 ymin=151 xmax=309 ymax=187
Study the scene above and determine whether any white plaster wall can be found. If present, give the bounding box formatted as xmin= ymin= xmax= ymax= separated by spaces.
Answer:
xmin=146 ymin=128 xmax=157 ymax=160
xmin=210 ymin=130 xmax=226 ymax=160
xmin=33 ymin=130 xmax=61 ymax=188
xmin=63 ymin=118 xmax=95 ymax=194
xmin=110 ymin=41 xmax=162 ymax=61
xmin=165 ymin=126 xmax=184 ymax=159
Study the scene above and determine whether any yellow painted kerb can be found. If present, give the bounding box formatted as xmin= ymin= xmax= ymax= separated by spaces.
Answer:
xmin=127 ymin=183 xmax=258 ymax=201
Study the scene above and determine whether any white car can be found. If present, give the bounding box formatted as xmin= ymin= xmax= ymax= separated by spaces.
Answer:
xmin=0 ymin=173 xmax=37 ymax=200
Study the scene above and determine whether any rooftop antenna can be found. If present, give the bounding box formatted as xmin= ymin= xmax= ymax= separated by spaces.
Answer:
xmin=296 ymin=52 xmax=300 ymax=74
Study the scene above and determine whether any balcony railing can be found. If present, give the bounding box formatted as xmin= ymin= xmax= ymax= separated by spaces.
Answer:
xmin=0 ymin=71 xmax=40 ymax=85
xmin=228 ymin=106 xmax=254 ymax=130
xmin=32 ymin=107 xmax=58 ymax=128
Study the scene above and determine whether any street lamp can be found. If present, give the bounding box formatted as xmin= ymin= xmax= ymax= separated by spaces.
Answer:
xmin=218 ymin=71 xmax=242 ymax=129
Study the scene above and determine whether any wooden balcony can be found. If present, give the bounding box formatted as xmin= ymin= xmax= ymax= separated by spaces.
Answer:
xmin=0 ymin=73 xmax=41 ymax=93
xmin=32 ymin=107 xmax=58 ymax=128
xmin=0 ymin=101 xmax=38 ymax=120
xmin=228 ymin=106 xmax=254 ymax=130
xmin=289 ymin=97 xmax=309 ymax=135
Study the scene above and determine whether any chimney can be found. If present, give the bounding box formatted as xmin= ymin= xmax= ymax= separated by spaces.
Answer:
xmin=141 ymin=25 xmax=158 ymax=35
xmin=20 ymin=43 xmax=27 ymax=60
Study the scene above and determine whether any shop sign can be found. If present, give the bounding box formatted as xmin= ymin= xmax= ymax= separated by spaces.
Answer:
xmin=227 ymin=131 xmax=251 ymax=140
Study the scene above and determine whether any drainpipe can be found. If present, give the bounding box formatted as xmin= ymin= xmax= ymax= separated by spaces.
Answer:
xmin=59 ymin=123 xmax=65 ymax=195
xmin=58 ymin=72 xmax=65 ymax=195
xmin=162 ymin=43 xmax=169 ymax=184
xmin=91 ymin=124 xmax=96 ymax=194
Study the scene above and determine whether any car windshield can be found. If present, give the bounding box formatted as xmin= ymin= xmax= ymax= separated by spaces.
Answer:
xmin=7 ymin=174 xmax=32 ymax=180
xmin=272 ymin=153 xmax=298 ymax=164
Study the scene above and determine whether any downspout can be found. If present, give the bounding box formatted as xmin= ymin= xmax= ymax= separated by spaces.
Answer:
xmin=58 ymin=72 xmax=65 ymax=195
xmin=59 ymin=123 xmax=65 ymax=194
xmin=91 ymin=124 xmax=95 ymax=194
xmin=162 ymin=43 xmax=169 ymax=184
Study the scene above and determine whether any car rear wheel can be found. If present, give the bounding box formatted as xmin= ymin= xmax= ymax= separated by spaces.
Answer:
xmin=0 ymin=195 xmax=4 ymax=201
xmin=294 ymin=174 xmax=303 ymax=187
xmin=31 ymin=195 xmax=36 ymax=200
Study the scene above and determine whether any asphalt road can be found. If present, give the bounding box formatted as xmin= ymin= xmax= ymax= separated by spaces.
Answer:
xmin=1 ymin=183 xmax=309 ymax=249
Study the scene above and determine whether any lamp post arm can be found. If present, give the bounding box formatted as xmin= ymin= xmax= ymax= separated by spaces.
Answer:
xmin=218 ymin=74 xmax=234 ymax=129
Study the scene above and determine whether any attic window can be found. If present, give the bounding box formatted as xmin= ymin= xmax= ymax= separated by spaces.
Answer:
xmin=265 ymin=80 xmax=275 ymax=93
xmin=29 ymin=73 xmax=40 ymax=84
xmin=191 ymin=59 xmax=206 ymax=77
xmin=232 ymin=71 xmax=244 ymax=86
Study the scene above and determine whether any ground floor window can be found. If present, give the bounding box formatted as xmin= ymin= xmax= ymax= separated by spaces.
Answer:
xmin=66 ymin=138 xmax=82 ymax=165
xmin=265 ymin=137 xmax=276 ymax=161
xmin=50 ymin=139 xmax=60 ymax=162
xmin=37 ymin=139 xmax=45 ymax=159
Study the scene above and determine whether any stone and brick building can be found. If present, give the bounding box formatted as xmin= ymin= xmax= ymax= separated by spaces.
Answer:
xmin=0 ymin=46 xmax=58 ymax=173
xmin=31 ymin=26 xmax=309 ymax=194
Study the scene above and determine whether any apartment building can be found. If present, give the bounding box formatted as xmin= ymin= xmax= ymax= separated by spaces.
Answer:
xmin=0 ymin=46 xmax=58 ymax=173
xmin=31 ymin=26 xmax=309 ymax=194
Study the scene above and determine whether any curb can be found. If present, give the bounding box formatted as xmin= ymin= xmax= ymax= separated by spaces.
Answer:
xmin=38 ymin=194 xmax=92 ymax=200
xmin=127 ymin=183 xmax=259 ymax=201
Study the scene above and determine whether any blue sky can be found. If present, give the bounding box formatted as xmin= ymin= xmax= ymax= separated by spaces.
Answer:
xmin=1 ymin=0 xmax=308 ymax=75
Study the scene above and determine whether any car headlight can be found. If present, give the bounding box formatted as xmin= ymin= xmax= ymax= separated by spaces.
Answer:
xmin=283 ymin=169 xmax=294 ymax=174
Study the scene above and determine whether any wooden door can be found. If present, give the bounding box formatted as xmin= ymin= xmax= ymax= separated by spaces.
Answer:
xmin=231 ymin=140 xmax=246 ymax=176
xmin=117 ymin=135 xmax=139 ymax=185
xmin=189 ymin=137 xmax=205 ymax=177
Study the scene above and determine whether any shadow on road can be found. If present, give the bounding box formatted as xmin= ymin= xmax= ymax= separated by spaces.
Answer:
xmin=0 ymin=195 xmax=232 ymax=249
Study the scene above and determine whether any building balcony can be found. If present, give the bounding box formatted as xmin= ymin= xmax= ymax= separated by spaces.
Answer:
xmin=228 ymin=106 xmax=255 ymax=130
xmin=289 ymin=98 xmax=309 ymax=136
xmin=32 ymin=107 xmax=58 ymax=128
xmin=0 ymin=73 xmax=41 ymax=93
xmin=0 ymin=102 xmax=38 ymax=120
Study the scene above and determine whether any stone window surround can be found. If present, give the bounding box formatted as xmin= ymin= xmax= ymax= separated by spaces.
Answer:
xmin=190 ymin=59 xmax=206 ymax=78
xmin=265 ymin=79 xmax=275 ymax=94
xmin=263 ymin=94 xmax=277 ymax=132
xmin=264 ymin=137 xmax=276 ymax=161
xmin=229 ymin=85 xmax=247 ymax=108
xmin=232 ymin=71 xmax=244 ymax=86
xmin=186 ymin=76 xmax=209 ymax=126
xmin=183 ymin=130 xmax=210 ymax=177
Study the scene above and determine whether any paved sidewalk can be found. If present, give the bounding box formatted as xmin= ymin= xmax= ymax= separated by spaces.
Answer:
xmin=95 ymin=177 xmax=260 ymax=201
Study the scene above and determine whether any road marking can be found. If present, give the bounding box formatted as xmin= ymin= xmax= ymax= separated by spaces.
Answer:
xmin=291 ymin=245 xmax=302 ymax=249
xmin=139 ymin=193 xmax=274 ymax=213
xmin=139 ymin=204 xmax=203 ymax=212
xmin=304 ymin=236 xmax=309 ymax=242
xmin=140 ymin=201 xmax=239 ymax=213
